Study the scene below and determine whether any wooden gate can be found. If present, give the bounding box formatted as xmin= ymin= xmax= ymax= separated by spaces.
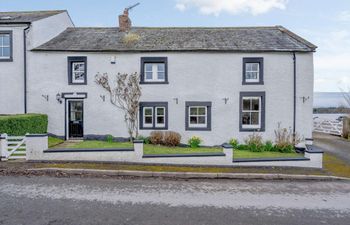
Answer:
xmin=313 ymin=119 xmax=343 ymax=136
xmin=0 ymin=134 xmax=26 ymax=160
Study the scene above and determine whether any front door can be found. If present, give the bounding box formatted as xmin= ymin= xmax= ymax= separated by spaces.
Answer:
xmin=68 ymin=100 xmax=84 ymax=138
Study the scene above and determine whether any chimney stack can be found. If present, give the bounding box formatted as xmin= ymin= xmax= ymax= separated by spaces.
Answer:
xmin=119 ymin=9 xmax=131 ymax=32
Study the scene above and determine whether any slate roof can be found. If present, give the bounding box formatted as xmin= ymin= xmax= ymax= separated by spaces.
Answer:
xmin=34 ymin=26 xmax=317 ymax=52
xmin=0 ymin=10 xmax=66 ymax=23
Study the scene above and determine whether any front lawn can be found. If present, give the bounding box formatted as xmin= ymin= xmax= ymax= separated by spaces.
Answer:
xmin=48 ymin=140 xmax=302 ymax=159
xmin=48 ymin=137 xmax=64 ymax=148
xmin=143 ymin=144 xmax=222 ymax=155
xmin=50 ymin=140 xmax=133 ymax=149
xmin=233 ymin=150 xmax=302 ymax=159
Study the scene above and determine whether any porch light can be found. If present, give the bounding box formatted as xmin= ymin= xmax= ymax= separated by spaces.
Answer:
xmin=56 ymin=93 xmax=62 ymax=104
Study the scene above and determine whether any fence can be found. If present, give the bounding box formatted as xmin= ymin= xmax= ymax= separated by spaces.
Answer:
xmin=0 ymin=134 xmax=26 ymax=160
xmin=313 ymin=118 xmax=343 ymax=136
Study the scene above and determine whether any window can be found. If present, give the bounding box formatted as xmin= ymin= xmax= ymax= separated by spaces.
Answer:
xmin=68 ymin=56 xmax=87 ymax=85
xmin=185 ymin=102 xmax=211 ymax=131
xmin=0 ymin=31 xmax=12 ymax=61
xmin=139 ymin=102 xmax=168 ymax=130
xmin=141 ymin=57 xmax=168 ymax=84
xmin=242 ymin=58 xmax=264 ymax=84
xmin=240 ymin=92 xmax=265 ymax=131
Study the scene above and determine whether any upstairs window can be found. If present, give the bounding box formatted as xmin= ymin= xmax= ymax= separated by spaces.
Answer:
xmin=0 ymin=31 xmax=12 ymax=61
xmin=141 ymin=57 xmax=168 ymax=84
xmin=242 ymin=58 xmax=264 ymax=85
xmin=139 ymin=102 xmax=168 ymax=130
xmin=240 ymin=92 xmax=265 ymax=131
xmin=68 ymin=57 xmax=87 ymax=85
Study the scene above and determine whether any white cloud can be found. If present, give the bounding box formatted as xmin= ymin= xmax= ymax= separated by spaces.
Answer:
xmin=175 ymin=0 xmax=288 ymax=16
xmin=337 ymin=10 xmax=350 ymax=22
xmin=308 ymin=29 xmax=350 ymax=92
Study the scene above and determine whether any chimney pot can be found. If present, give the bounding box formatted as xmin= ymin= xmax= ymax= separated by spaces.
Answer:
xmin=119 ymin=9 xmax=131 ymax=32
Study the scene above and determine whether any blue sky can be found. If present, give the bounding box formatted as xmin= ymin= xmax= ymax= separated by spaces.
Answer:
xmin=1 ymin=0 xmax=350 ymax=92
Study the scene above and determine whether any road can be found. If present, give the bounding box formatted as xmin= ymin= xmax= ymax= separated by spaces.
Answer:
xmin=314 ymin=132 xmax=350 ymax=163
xmin=0 ymin=176 xmax=349 ymax=225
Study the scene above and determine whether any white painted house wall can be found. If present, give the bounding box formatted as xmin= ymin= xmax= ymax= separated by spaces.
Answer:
xmin=0 ymin=12 xmax=73 ymax=114
xmin=27 ymin=51 xmax=313 ymax=145
xmin=0 ymin=25 xmax=26 ymax=114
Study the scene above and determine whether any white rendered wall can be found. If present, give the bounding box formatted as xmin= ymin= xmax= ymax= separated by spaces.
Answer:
xmin=27 ymin=51 xmax=314 ymax=145
xmin=0 ymin=12 xmax=73 ymax=115
xmin=0 ymin=25 xmax=26 ymax=114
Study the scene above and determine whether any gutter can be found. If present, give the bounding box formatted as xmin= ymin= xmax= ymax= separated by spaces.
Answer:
xmin=23 ymin=23 xmax=30 ymax=114
xmin=293 ymin=52 xmax=296 ymax=135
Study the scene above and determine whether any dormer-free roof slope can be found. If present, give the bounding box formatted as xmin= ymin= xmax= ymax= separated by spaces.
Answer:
xmin=0 ymin=10 xmax=66 ymax=23
xmin=34 ymin=26 xmax=317 ymax=52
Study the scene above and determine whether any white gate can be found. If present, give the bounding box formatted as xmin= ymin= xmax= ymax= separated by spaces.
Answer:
xmin=313 ymin=119 xmax=343 ymax=136
xmin=0 ymin=134 xmax=26 ymax=160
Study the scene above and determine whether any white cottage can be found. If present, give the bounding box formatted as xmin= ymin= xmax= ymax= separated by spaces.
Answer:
xmin=0 ymin=10 xmax=316 ymax=146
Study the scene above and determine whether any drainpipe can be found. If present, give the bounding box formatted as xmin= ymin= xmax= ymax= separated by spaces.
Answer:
xmin=23 ymin=24 xmax=30 ymax=114
xmin=293 ymin=52 xmax=296 ymax=135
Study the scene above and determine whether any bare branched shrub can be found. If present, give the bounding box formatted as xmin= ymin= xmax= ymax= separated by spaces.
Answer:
xmin=274 ymin=122 xmax=302 ymax=148
xmin=95 ymin=72 xmax=141 ymax=141
xmin=149 ymin=131 xmax=164 ymax=145
xmin=123 ymin=33 xmax=140 ymax=46
xmin=163 ymin=131 xmax=181 ymax=147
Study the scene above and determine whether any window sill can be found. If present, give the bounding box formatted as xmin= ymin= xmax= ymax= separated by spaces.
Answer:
xmin=186 ymin=127 xmax=211 ymax=131
xmin=242 ymin=81 xmax=264 ymax=85
xmin=139 ymin=127 xmax=168 ymax=130
xmin=240 ymin=127 xmax=265 ymax=132
xmin=140 ymin=81 xmax=169 ymax=85
xmin=68 ymin=82 xmax=87 ymax=85
xmin=0 ymin=58 xmax=13 ymax=62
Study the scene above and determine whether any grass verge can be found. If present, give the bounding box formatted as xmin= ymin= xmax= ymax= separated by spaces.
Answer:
xmin=323 ymin=153 xmax=350 ymax=178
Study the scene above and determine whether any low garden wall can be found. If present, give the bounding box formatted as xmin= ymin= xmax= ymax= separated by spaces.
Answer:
xmin=25 ymin=135 xmax=323 ymax=168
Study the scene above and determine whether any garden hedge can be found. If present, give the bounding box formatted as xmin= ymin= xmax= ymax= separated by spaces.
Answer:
xmin=0 ymin=114 xmax=48 ymax=136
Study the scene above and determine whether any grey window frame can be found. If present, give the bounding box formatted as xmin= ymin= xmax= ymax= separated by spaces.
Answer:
xmin=242 ymin=57 xmax=264 ymax=85
xmin=185 ymin=101 xmax=212 ymax=131
xmin=140 ymin=57 xmax=168 ymax=84
xmin=139 ymin=102 xmax=168 ymax=130
xmin=0 ymin=31 xmax=13 ymax=62
xmin=68 ymin=56 xmax=87 ymax=85
xmin=239 ymin=92 xmax=265 ymax=132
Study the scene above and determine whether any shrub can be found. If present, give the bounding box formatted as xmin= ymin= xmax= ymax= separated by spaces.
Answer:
xmin=163 ymin=131 xmax=181 ymax=147
xmin=149 ymin=131 xmax=164 ymax=145
xmin=264 ymin=140 xmax=274 ymax=152
xmin=188 ymin=136 xmax=201 ymax=148
xmin=106 ymin=134 xmax=113 ymax=143
xmin=137 ymin=135 xmax=150 ymax=144
xmin=244 ymin=132 xmax=263 ymax=146
xmin=274 ymin=122 xmax=301 ymax=152
xmin=236 ymin=144 xmax=249 ymax=150
xmin=279 ymin=144 xmax=295 ymax=153
xmin=229 ymin=138 xmax=238 ymax=148
xmin=0 ymin=114 xmax=48 ymax=136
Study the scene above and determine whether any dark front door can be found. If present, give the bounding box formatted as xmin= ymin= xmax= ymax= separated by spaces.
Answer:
xmin=68 ymin=100 xmax=84 ymax=138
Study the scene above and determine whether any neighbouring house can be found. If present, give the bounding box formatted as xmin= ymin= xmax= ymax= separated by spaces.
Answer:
xmin=0 ymin=9 xmax=316 ymax=146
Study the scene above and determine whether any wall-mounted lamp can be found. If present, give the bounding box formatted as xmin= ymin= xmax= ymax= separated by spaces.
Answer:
xmin=41 ymin=94 xmax=49 ymax=101
xmin=222 ymin=97 xmax=229 ymax=104
xmin=110 ymin=56 xmax=116 ymax=64
xmin=100 ymin=95 xmax=106 ymax=102
xmin=300 ymin=96 xmax=310 ymax=103
xmin=173 ymin=98 xmax=179 ymax=104
xmin=56 ymin=93 xmax=62 ymax=104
